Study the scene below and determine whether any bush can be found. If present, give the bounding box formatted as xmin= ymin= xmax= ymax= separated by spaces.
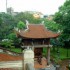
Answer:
xmin=1 ymin=39 xmax=13 ymax=48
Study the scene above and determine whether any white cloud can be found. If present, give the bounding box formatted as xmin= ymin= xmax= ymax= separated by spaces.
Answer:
xmin=0 ymin=0 xmax=66 ymax=15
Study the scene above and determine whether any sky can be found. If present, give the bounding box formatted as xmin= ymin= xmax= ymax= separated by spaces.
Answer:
xmin=0 ymin=0 xmax=66 ymax=15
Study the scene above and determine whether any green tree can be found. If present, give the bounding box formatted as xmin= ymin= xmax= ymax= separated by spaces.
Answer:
xmin=1 ymin=39 xmax=13 ymax=48
xmin=54 ymin=0 xmax=70 ymax=47
xmin=8 ymin=33 xmax=21 ymax=48
xmin=17 ymin=21 xmax=26 ymax=29
xmin=0 ymin=13 xmax=17 ymax=40
xmin=15 ymin=12 xmax=42 ymax=24
xmin=42 ymin=18 xmax=61 ymax=32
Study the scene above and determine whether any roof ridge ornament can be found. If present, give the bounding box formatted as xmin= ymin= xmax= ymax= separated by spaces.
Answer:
xmin=14 ymin=27 xmax=19 ymax=31
xmin=58 ymin=30 xmax=61 ymax=33
xmin=41 ymin=21 xmax=44 ymax=25
xmin=25 ymin=20 xmax=29 ymax=29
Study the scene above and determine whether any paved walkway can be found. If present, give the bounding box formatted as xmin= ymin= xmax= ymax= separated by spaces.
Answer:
xmin=0 ymin=53 xmax=22 ymax=61
xmin=59 ymin=59 xmax=70 ymax=70
xmin=0 ymin=60 xmax=56 ymax=70
xmin=36 ymin=64 xmax=56 ymax=70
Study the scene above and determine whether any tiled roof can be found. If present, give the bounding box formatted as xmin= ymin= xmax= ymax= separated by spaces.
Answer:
xmin=17 ymin=24 xmax=59 ymax=38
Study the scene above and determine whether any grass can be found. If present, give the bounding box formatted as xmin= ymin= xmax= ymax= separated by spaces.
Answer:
xmin=8 ymin=48 xmax=22 ymax=53
xmin=50 ymin=47 xmax=70 ymax=59
xmin=43 ymin=47 xmax=70 ymax=63
xmin=59 ymin=48 xmax=70 ymax=59
xmin=43 ymin=47 xmax=47 ymax=56
xmin=6 ymin=46 xmax=70 ymax=59
xmin=51 ymin=47 xmax=70 ymax=64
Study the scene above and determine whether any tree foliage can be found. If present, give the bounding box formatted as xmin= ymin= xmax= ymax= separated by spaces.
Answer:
xmin=8 ymin=33 xmax=21 ymax=48
xmin=15 ymin=12 xmax=42 ymax=24
xmin=0 ymin=13 xmax=17 ymax=40
xmin=42 ymin=18 xmax=61 ymax=32
xmin=1 ymin=39 xmax=13 ymax=48
xmin=0 ymin=11 xmax=61 ymax=48
xmin=17 ymin=21 xmax=26 ymax=29
xmin=54 ymin=0 xmax=70 ymax=47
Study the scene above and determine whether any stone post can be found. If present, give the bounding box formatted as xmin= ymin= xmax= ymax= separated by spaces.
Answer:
xmin=47 ymin=46 xmax=50 ymax=65
xmin=23 ymin=48 xmax=34 ymax=70
xmin=32 ymin=47 xmax=34 ymax=51
xmin=47 ymin=45 xmax=52 ymax=65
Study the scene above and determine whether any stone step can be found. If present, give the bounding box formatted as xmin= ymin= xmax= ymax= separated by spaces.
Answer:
xmin=0 ymin=61 xmax=22 ymax=68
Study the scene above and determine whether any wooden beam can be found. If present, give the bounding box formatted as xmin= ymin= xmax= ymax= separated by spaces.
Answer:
xmin=21 ymin=45 xmax=52 ymax=48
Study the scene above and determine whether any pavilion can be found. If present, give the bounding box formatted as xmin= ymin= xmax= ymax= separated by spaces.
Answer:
xmin=15 ymin=23 xmax=59 ymax=65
